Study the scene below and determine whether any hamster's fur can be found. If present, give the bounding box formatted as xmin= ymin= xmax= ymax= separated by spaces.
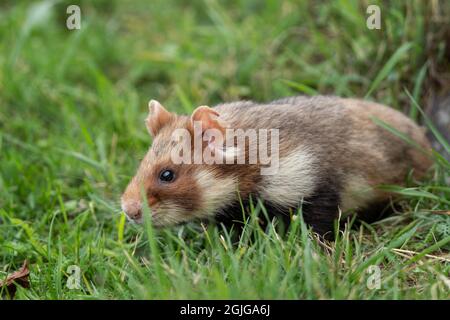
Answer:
xmin=121 ymin=96 xmax=432 ymax=238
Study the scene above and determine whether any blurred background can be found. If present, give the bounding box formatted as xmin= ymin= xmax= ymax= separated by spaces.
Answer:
xmin=1 ymin=0 xmax=449 ymax=255
xmin=0 ymin=0 xmax=449 ymax=299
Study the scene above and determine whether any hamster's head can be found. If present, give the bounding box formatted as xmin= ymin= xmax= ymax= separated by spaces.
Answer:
xmin=120 ymin=100 xmax=238 ymax=226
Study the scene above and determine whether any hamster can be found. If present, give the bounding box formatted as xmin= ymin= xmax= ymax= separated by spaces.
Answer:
xmin=121 ymin=96 xmax=433 ymax=238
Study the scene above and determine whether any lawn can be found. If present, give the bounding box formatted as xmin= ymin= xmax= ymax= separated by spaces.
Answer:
xmin=0 ymin=0 xmax=449 ymax=299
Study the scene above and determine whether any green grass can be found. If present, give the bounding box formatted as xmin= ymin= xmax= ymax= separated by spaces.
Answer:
xmin=0 ymin=0 xmax=449 ymax=299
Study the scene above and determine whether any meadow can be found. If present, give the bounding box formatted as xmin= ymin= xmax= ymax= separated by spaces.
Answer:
xmin=0 ymin=0 xmax=449 ymax=299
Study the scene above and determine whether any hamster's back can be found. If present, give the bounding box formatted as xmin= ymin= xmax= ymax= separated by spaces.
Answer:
xmin=214 ymin=95 xmax=432 ymax=188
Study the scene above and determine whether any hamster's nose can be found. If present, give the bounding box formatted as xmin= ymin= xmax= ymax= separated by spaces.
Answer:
xmin=121 ymin=200 xmax=143 ymax=223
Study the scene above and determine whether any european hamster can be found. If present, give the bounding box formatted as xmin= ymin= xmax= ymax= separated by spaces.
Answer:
xmin=121 ymin=96 xmax=433 ymax=238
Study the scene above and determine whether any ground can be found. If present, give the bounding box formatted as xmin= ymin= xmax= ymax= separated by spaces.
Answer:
xmin=0 ymin=0 xmax=449 ymax=299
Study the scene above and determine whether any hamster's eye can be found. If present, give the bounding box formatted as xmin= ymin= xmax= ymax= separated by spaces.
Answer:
xmin=159 ymin=169 xmax=175 ymax=183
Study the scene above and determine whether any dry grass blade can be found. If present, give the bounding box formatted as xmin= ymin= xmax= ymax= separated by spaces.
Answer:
xmin=428 ymin=210 xmax=450 ymax=216
xmin=0 ymin=260 xmax=30 ymax=299
xmin=391 ymin=248 xmax=450 ymax=263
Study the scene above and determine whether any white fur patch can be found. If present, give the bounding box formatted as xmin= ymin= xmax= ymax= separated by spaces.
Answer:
xmin=340 ymin=176 xmax=375 ymax=213
xmin=194 ymin=169 xmax=238 ymax=218
xmin=258 ymin=146 xmax=317 ymax=208
xmin=152 ymin=204 xmax=187 ymax=226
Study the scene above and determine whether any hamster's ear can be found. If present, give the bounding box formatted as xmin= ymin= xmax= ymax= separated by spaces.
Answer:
xmin=191 ymin=106 xmax=225 ymax=133
xmin=146 ymin=100 xmax=174 ymax=136
xmin=191 ymin=106 xmax=238 ymax=161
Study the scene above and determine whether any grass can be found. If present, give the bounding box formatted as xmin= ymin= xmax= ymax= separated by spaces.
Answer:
xmin=0 ymin=0 xmax=449 ymax=299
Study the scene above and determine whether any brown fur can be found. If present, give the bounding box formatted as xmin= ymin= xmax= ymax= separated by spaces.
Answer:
xmin=121 ymin=96 xmax=433 ymax=235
